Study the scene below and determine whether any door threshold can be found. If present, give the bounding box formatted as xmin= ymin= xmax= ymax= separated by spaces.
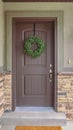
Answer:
xmin=15 ymin=107 xmax=54 ymax=112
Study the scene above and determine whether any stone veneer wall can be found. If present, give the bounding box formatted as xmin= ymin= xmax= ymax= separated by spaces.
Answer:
xmin=3 ymin=72 xmax=73 ymax=120
xmin=4 ymin=72 xmax=12 ymax=111
xmin=0 ymin=74 xmax=5 ymax=126
xmin=57 ymin=74 xmax=73 ymax=120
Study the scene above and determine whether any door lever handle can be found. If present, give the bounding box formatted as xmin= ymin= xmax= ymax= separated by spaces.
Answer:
xmin=49 ymin=73 xmax=53 ymax=78
xmin=49 ymin=67 xmax=53 ymax=83
xmin=49 ymin=69 xmax=53 ymax=79
xmin=49 ymin=73 xmax=53 ymax=83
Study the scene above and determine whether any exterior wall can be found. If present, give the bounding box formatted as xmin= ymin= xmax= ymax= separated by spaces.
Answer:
xmin=57 ymin=74 xmax=73 ymax=120
xmin=0 ymin=72 xmax=12 ymax=125
xmin=0 ymin=0 xmax=4 ymax=69
xmin=0 ymin=74 xmax=4 ymax=126
xmin=4 ymin=72 xmax=12 ymax=111
xmin=0 ymin=0 xmax=4 ymax=123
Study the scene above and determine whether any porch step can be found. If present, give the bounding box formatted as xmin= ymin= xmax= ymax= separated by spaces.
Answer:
xmin=1 ymin=110 xmax=66 ymax=126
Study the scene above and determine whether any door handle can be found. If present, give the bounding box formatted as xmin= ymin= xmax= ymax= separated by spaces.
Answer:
xmin=49 ymin=73 xmax=53 ymax=78
xmin=49 ymin=73 xmax=53 ymax=83
xmin=49 ymin=68 xmax=53 ymax=82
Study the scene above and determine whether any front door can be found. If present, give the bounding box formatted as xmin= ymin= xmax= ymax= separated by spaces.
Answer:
xmin=15 ymin=20 xmax=54 ymax=107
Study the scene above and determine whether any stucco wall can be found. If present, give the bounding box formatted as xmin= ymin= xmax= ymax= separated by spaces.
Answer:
xmin=4 ymin=2 xmax=73 ymax=72
xmin=0 ymin=0 xmax=4 ymax=70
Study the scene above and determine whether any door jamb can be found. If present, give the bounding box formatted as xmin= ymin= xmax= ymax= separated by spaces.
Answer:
xmin=12 ymin=17 xmax=57 ymax=111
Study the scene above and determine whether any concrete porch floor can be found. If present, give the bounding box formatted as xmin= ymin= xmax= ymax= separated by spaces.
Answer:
xmin=1 ymin=107 xmax=67 ymax=130
xmin=1 ymin=110 xmax=66 ymax=126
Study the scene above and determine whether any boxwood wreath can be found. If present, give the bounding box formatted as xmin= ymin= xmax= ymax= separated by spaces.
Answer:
xmin=24 ymin=36 xmax=46 ymax=58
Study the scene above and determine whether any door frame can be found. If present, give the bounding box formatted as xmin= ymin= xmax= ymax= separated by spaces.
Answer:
xmin=12 ymin=17 xmax=57 ymax=111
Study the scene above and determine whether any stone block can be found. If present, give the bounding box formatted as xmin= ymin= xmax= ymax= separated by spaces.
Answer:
xmin=58 ymin=74 xmax=73 ymax=120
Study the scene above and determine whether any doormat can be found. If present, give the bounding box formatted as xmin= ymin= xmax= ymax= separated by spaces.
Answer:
xmin=16 ymin=126 xmax=62 ymax=130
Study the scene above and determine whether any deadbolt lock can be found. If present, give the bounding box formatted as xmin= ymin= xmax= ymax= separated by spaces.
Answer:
xmin=49 ymin=79 xmax=52 ymax=83
xmin=50 ymin=64 xmax=52 ymax=68
xmin=49 ymin=69 xmax=52 ymax=73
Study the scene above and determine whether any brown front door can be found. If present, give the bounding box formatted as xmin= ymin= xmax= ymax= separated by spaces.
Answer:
xmin=15 ymin=20 xmax=54 ymax=107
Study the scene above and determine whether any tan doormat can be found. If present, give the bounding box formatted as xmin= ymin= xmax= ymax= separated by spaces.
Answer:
xmin=16 ymin=126 xmax=62 ymax=130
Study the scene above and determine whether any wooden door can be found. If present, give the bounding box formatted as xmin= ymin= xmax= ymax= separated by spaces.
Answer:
xmin=15 ymin=21 xmax=54 ymax=107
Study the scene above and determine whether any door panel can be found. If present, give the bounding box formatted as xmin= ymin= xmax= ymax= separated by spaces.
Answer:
xmin=24 ymin=75 xmax=46 ymax=95
xmin=16 ymin=22 xmax=54 ymax=106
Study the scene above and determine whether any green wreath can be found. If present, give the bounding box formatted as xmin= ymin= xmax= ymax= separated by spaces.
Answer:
xmin=24 ymin=36 xmax=46 ymax=58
